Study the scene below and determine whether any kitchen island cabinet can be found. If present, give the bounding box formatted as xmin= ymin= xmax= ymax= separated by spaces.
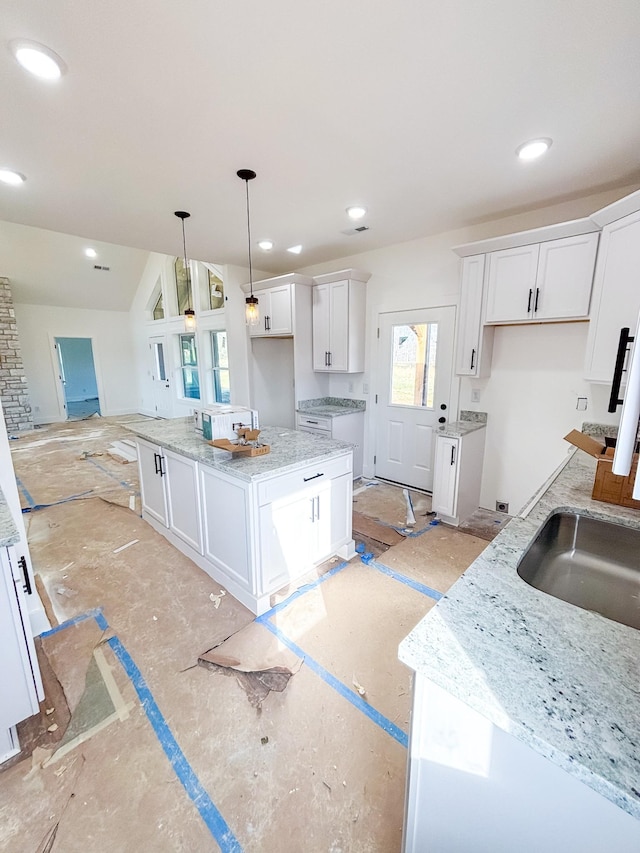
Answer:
xmin=400 ymin=444 xmax=640 ymax=851
xmin=130 ymin=419 xmax=355 ymax=615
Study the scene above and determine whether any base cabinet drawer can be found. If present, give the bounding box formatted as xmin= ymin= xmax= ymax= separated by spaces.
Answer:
xmin=257 ymin=453 xmax=352 ymax=505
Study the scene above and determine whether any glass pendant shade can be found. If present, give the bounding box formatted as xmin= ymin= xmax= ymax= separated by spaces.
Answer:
xmin=184 ymin=308 xmax=196 ymax=332
xmin=245 ymin=295 xmax=259 ymax=326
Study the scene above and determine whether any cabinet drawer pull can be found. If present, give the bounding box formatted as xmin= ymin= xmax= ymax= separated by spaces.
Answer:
xmin=154 ymin=452 xmax=160 ymax=475
xmin=534 ymin=287 xmax=540 ymax=312
xmin=303 ymin=472 xmax=324 ymax=482
xmin=527 ymin=288 xmax=533 ymax=313
xmin=470 ymin=348 xmax=476 ymax=370
xmin=328 ymin=351 xmax=332 ymax=367
xmin=18 ymin=555 xmax=31 ymax=595
xmin=450 ymin=446 xmax=456 ymax=466
xmin=306 ymin=420 xmax=319 ymax=425
xmin=608 ymin=327 xmax=634 ymax=413
xmin=158 ymin=455 xmax=165 ymax=477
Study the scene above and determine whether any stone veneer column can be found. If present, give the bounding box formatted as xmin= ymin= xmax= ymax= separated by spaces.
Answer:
xmin=0 ymin=277 xmax=33 ymax=432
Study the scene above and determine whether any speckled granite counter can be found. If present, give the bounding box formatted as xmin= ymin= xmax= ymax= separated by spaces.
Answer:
xmin=0 ymin=485 xmax=19 ymax=548
xmin=126 ymin=418 xmax=353 ymax=482
xmin=297 ymin=397 xmax=366 ymax=418
xmin=399 ymin=448 xmax=640 ymax=819
xmin=437 ymin=420 xmax=486 ymax=438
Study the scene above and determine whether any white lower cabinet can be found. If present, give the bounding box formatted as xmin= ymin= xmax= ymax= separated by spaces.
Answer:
xmin=137 ymin=440 xmax=355 ymax=614
xmin=1 ymin=545 xmax=41 ymax=759
xmin=296 ymin=411 xmax=365 ymax=478
xmin=432 ymin=427 xmax=486 ymax=526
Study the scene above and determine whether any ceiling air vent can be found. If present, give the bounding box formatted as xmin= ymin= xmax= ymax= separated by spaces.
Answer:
xmin=340 ymin=225 xmax=370 ymax=236
xmin=93 ymin=264 xmax=110 ymax=271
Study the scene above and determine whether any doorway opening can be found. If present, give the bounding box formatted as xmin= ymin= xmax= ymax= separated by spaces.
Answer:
xmin=54 ymin=337 xmax=101 ymax=420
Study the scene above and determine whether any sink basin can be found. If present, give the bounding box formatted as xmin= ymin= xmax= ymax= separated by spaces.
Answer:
xmin=517 ymin=511 xmax=640 ymax=630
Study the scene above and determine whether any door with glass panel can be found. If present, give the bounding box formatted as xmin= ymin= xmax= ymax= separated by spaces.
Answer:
xmin=375 ymin=307 xmax=455 ymax=490
xmin=149 ymin=336 xmax=173 ymax=419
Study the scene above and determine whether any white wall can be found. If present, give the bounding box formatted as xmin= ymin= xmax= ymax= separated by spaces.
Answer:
xmin=15 ymin=304 xmax=138 ymax=424
xmin=298 ymin=183 xmax=640 ymax=511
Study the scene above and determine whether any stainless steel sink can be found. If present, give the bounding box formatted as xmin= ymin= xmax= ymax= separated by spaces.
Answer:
xmin=517 ymin=511 xmax=640 ymax=630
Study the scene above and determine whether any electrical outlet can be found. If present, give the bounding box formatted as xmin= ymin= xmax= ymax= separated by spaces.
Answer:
xmin=348 ymin=381 xmax=354 ymax=393
xmin=362 ymin=382 xmax=369 ymax=394
xmin=471 ymin=389 xmax=481 ymax=403
xmin=496 ymin=501 xmax=509 ymax=513
xmin=576 ymin=396 xmax=588 ymax=411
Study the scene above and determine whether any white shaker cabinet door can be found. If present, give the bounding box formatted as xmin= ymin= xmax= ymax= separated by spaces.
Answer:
xmin=485 ymin=245 xmax=540 ymax=323
xmin=535 ymin=232 xmax=598 ymax=321
xmin=200 ymin=466 xmax=252 ymax=591
xmin=268 ymin=285 xmax=293 ymax=335
xmin=312 ymin=283 xmax=331 ymax=370
xmin=455 ymin=254 xmax=487 ymax=375
xmin=137 ymin=438 xmax=168 ymax=527
xmin=327 ymin=279 xmax=349 ymax=372
xmin=432 ymin=436 xmax=459 ymax=519
xmin=259 ymin=492 xmax=314 ymax=594
xmin=0 ymin=546 xmax=40 ymax=731
xmin=164 ymin=448 xmax=202 ymax=554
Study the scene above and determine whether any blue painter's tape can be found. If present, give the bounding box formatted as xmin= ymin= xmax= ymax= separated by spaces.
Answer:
xmin=85 ymin=456 xmax=137 ymax=492
xmin=38 ymin=607 xmax=107 ymax=639
xmin=390 ymin=518 xmax=440 ymax=538
xmin=15 ymin=476 xmax=35 ymax=508
xmin=368 ymin=560 xmax=443 ymax=602
xmin=258 ymin=618 xmax=408 ymax=749
xmin=21 ymin=490 xmax=95 ymax=513
xmin=258 ymin=559 xmax=350 ymax=620
xmin=106 ymin=636 xmax=242 ymax=852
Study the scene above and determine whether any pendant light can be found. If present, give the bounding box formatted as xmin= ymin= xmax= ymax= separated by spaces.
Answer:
xmin=174 ymin=210 xmax=196 ymax=331
xmin=237 ymin=169 xmax=259 ymax=326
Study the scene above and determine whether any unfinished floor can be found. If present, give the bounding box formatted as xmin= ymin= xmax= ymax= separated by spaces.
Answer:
xmin=0 ymin=418 xmax=488 ymax=852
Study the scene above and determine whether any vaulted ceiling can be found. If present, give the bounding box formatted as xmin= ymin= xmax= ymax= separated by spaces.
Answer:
xmin=2 ymin=0 xmax=640 ymax=309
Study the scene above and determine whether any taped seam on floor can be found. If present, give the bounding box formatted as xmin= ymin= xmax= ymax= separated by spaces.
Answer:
xmin=15 ymin=475 xmax=35 ymax=508
xmin=84 ymin=456 xmax=136 ymax=491
xmin=39 ymin=609 xmax=243 ymax=852
xmin=39 ymin=607 xmax=106 ymax=638
xmin=106 ymin=636 xmax=243 ymax=852
xmin=21 ymin=490 xmax=95 ymax=513
xmin=367 ymin=560 xmax=443 ymax=601
xmin=390 ymin=519 xmax=441 ymax=538
xmin=258 ymin=617 xmax=408 ymax=749
xmin=258 ymin=559 xmax=350 ymax=620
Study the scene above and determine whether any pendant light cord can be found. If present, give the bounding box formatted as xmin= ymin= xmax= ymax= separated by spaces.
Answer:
xmin=180 ymin=217 xmax=193 ymax=312
xmin=244 ymin=179 xmax=254 ymax=298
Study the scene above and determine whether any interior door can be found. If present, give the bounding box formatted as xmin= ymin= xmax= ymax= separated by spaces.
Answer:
xmin=149 ymin=336 xmax=173 ymax=418
xmin=375 ymin=307 xmax=456 ymax=490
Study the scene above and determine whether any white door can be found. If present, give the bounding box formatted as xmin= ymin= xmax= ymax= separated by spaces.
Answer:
xmin=149 ymin=336 xmax=173 ymax=418
xmin=375 ymin=307 xmax=456 ymax=490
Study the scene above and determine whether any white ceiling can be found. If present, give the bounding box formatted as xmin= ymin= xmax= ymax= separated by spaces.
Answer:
xmin=2 ymin=0 xmax=640 ymax=310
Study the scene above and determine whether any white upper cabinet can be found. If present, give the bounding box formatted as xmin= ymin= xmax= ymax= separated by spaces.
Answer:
xmin=455 ymin=255 xmax=493 ymax=376
xmin=249 ymin=283 xmax=293 ymax=337
xmin=484 ymin=233 xmax=598 ymax=324
xmin=312 ymin=269 xmax=369 ymax=373
xmin=584 ymin=207 xmax=640 ymax=382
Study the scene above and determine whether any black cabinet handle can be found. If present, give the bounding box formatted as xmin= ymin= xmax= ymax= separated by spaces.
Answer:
xmin=18 ymin=555 xmax=31 ymax=595
xmin=450 ymin=446 xmax=456 ymax=465
xmin=534 ymin=288 xmax=540 ymax=312
xmin=328 ymin=351 xmax=332 ymax=367
xmin=303 ymin=472 xmax=324 ymax=482
xmin=527 ymin=289 xmax=533 ymax=313
xmin=154 ymin=452 xmax=160 ymax=474
xmin=470 ymin=348 xmax=476 ymax=370
xmin=608 ymin=327 xmax=634 ymax=413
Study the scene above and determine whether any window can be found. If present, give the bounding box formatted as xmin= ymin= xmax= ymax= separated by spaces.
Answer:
xmin=208 ymin=269 xmax=224 ymax=311
xmin=211 ymin=331 xmax=230 ymax=403
xmin=152 ymin=291 xmax=164 ymax=321
xmin=153 ymin=341 xmax=167 ymax=381
xmin=175 ymin=258 xmax=192 ymax=315
xmin=179 ymin=334 xmax=200 ymax=399
xmin=390 ymin=322 xmax=438 ymax=408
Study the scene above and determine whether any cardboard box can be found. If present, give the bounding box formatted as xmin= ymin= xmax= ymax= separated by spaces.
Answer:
xmin=564 ymin=429 xmax=640 ymax=510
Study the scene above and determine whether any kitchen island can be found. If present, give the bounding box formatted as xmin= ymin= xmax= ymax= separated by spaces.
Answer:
xmin=128 ymin=419 xmax=355 ymax=615
xmin=400 ymin=446 xmax=640 ymax=852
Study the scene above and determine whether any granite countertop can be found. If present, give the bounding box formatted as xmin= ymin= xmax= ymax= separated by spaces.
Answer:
xmin=297 ymin=397 xmax=366 ymax=418
xmin=0 ymin=485 xmax=19 ymax=548
xmin=437 ymin=420 xmax=486 ymax=438
xmin=399 ymin=448 xmax=640 ymax=819
xmin=126 ymin=418 xmax=353 ymax=483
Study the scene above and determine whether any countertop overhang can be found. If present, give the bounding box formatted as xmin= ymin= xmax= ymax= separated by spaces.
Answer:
xmin=0 ymin=484 xmax=19 ymax=547
xmin=126 ymin=418 xmax=353 ymax=483
xmin=399 ymin=449 xmax=640 ymax=819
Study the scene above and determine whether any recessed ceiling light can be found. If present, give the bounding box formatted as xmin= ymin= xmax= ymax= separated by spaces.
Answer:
xmin=516 ymin=138 xmax=552 ymax=161
xmin=84 ymin=248 xmax=97 ymax=259
xmin=258 ymin=240 xmax=274 ymax=251
xmin=346 ymin=206 xmax=367 ymax=220
xmin=0 ymin=169 xmax=26 ymax=186
xmin=287 ymin=245 xmax=302 ymax=254
xmin=10 ymin=40 xmax=66 ymax=80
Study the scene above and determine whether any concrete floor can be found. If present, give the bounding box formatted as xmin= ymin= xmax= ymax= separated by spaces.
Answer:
xmin=1 ymin=418 xmax=488 ymax=852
